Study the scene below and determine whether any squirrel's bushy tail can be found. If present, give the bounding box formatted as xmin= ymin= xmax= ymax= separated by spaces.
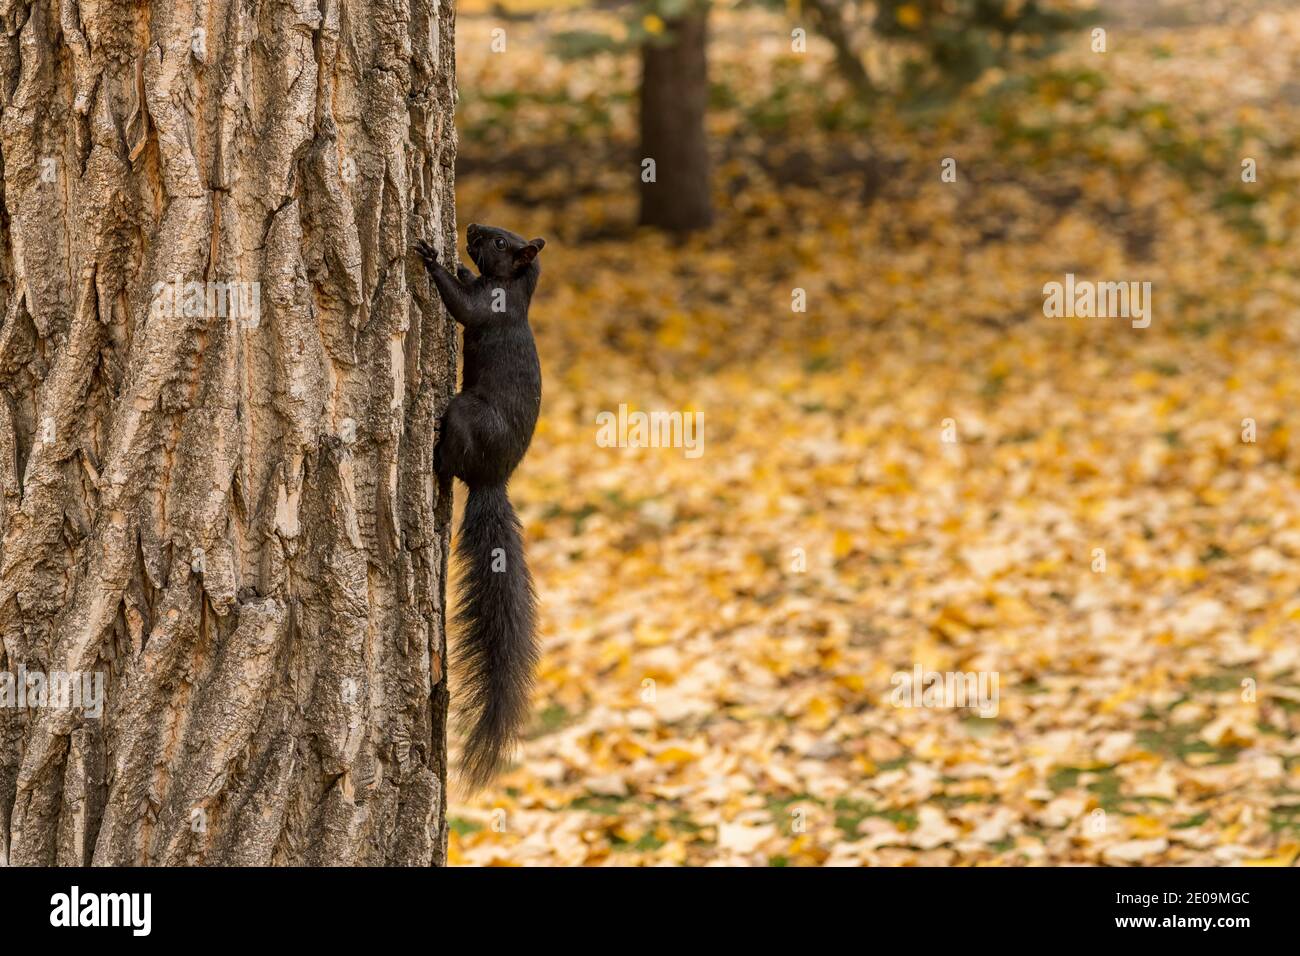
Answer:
xmin=453 ymin=482 xmax=538 ymax=792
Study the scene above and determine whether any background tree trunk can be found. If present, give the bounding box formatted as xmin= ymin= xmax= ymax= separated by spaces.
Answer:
xmin=0 ymin=0 xmax=458 ymax=865
xmin=802 ymin=0 xmax=873 ymax=95
xmin=638 ymin=8 xmax=713 ymax=233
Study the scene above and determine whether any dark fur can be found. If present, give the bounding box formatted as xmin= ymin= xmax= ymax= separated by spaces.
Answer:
xmin=416 ymin=224 xmax=545 ymax=791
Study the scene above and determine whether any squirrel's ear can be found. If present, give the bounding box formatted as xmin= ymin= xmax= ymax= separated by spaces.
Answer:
xmin=515 ymin=243 xmax=540 ymax=267
xmin=529 ymin=238 xmax=546 ymax=251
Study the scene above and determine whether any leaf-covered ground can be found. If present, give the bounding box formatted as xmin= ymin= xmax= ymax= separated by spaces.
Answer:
xmin=446 ymin=0 xmax=1300 ymax=865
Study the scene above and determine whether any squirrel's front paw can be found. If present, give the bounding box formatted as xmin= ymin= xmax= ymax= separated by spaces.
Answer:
xmin=414 ymin=238 xmax=439 ymax=269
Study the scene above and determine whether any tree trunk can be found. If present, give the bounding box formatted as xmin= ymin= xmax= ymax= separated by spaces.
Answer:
xmin=638 ymin=8 xmax=713 ymax=233
xmin=802 ymin=0 xmax=873 ymax=95
xmin=0 ymin=0 xmax=458 ymax=865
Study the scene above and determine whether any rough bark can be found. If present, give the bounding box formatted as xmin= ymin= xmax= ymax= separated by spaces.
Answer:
xmin=0 ymin=0 xmax=458 ymax=865
xmin=638 ymin=7 xmax=712 ymax=234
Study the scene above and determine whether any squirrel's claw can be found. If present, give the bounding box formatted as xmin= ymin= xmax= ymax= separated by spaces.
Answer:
xmin=414 ymin=238 xmax=439 ymax=268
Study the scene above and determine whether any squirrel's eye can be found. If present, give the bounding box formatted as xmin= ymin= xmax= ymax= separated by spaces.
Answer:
xmin=494 ymin=237 xmax=506 ymax=250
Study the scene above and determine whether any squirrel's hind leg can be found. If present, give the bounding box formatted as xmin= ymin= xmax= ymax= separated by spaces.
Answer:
xmin=435 ymin=397 xmax=467 ymax=482
xmin=436 ymin=393 xmax=502 ymax=484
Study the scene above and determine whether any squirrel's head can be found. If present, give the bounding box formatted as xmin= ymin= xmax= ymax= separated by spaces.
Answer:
xmin=466 ymin=223 xmax=546 ymax=279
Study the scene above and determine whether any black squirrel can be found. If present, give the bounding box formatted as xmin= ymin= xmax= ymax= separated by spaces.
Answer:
xmin=415 ymin=224 xmax=545 ymax=791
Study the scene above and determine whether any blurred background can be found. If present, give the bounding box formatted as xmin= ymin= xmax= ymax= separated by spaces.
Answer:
xmin=446 ymin=0 xmax=1300 ymax=865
